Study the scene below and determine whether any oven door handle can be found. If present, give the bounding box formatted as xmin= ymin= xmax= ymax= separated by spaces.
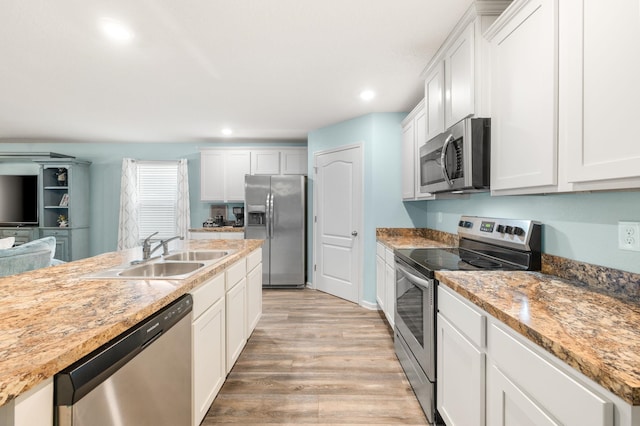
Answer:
xmin=396 ymin=262 xmax=433 ymax=290
xmin=440 ymin=134 xmax=454 ymax=186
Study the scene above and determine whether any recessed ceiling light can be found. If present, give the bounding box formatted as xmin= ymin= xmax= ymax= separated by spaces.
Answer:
xmin=99 ymin=18 xmax=134 ymax=43
xmin=221 ymin=128 xmax=233 ymax=136
xmin=360 ymin=90 xmax=376 ymax=101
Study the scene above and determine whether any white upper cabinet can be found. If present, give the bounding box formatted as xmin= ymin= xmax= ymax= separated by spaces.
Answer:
xmin=401 ymin=100 xmax=435 ymax=201
xmin=562 ymin=0 xmax=640 ymax=189
xmin=424 ymin=62 xmax=445 ymax=141
xmin=421 ymin=2 xmax=509 ymax=133
xmin=200 ymin=150 xmax=250 ymax=202
xmin=280 ymin=149 xmax=307 ymax=175
xmin=486 ymin=0 xmax=558 ymax=193
xmin=445 ymin=22 xmax=475 ymax=129
xmin=251 ymin=151 xmax=280 ymax=175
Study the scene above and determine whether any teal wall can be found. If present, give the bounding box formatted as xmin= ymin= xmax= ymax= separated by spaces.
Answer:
xmin=0 ymin=141 xmax=303 ymax=256
xmin=307 ymin=113 xmax=427 ymax=305
xmin=421 ymin=191 xmax=640 ymax=274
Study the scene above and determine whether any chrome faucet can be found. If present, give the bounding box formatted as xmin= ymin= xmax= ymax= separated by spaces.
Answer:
xmin=141 ymin=232 xmax=183 ymax=261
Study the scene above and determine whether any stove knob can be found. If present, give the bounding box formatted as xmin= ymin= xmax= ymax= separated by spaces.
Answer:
xmin=505 ymin=226 xmax=514 ymax=234
xmin=497 ymin=225 xmax=505 ymax=233
xmin=513 ymin=226 xmax=525 ymax=236
xmin=464 ymin=221 xmax=473 ymax=228
xmin=458 ymin=220 xmax=465 ymax=227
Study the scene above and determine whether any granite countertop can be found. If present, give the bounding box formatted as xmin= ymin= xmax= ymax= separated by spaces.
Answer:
xmin=190 ymin=226 xmax=244 ymax=232
xmin=0 ymin=238 xmax=263 ymax=408
xmin=377 ymin=227 xmax=640 ymax=405
xmin=436 ymin=271 xmax=640 ymax=405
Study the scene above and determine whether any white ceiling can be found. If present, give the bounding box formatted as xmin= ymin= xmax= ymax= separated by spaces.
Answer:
xmin=0 ymin=0 xmax=474 ymax=143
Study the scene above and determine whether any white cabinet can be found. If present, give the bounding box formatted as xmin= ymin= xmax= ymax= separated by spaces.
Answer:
xmin=0 ymin=378 xmax=54 ymax=426
xmin=562 ymin=0 xmax=640 ymax=189
xmin=486 ymin=0 xmax=559 ymax=193
xmin=437 ymin=285 xmax=486 ymax=426
xmin=375 ymin=243 xmax=385 ymax=312
xmin=251 ymin=151 xmax=280 ymax=175
xmin=375 ymin=242 xmax=395 ymax=328
xmin=487 ymin=322 xmax=613 ymax=426
xmin=190 ymin=272 xmax=226 ymax=426
xmin=250 ymin=148 xmax=307 ymax=176
xmin=200 ymin=150 xmax=250 ymax=202
xmin=245 ymin=248 xmax=262 ymax=336
xmin=225 ymin=259 xmax=247 ymax=372
xmin=401 ymin=100 xmax=434 ymax=201
xmin=425 ymin=62 xmax=445 ymax=141
xmin=444 ymin=21 xmax=475 ymax=129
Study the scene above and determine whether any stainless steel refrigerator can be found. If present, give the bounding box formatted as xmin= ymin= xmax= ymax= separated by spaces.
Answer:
xmin=244 ymin=175 xmax=306 ymax=287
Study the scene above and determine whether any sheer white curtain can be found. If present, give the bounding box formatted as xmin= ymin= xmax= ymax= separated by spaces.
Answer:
xmin=117 ymin=158 xmax=191 ymax=250
xmin=117 ymin=158 xmax=140 ymax=250
xmin=176 ymin=159 xmax=191 ymax=239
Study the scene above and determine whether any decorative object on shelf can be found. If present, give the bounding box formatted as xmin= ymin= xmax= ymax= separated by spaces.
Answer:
xmin=59 ymin=193 xmax=69 ymax=206
xmin=56 ymin=168 xmax=67 ymax=186
xmin=57 ymin=214 xmax=68 ymax=228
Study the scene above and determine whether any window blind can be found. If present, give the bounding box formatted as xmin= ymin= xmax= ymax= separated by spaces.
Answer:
xmin=137 ymin=162 xmax=178 ymax=240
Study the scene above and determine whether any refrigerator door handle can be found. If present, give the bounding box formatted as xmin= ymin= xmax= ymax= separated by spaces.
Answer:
xmin=269 ymin=193 xmax=275 ymax=238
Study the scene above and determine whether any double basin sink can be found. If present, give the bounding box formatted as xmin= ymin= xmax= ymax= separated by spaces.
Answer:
xmin=87 ymin=250 xmax=233 ymax=280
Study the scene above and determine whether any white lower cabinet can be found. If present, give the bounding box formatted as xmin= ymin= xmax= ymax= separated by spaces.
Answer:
xmin=190 ymin=272 xmax=226 ymax=426
xmin=375 ymin=243 xmax=395 ymax=327
xmin=438 ymin=284 xmax=623 ymax=426
xmin=437 ymin=286 xmax=486 ymax=426
xmin=189 ymin=231 xmax=244 ymax=240
xmin=0 ymin=378 xmax=54 ymax=426
xmin=226 ymin=258 xmax=247 ymax=373
xmin=375 ymin=243 xmax=385 ymax=312
xmin=246 ymin=248 xmax=262 ymax=336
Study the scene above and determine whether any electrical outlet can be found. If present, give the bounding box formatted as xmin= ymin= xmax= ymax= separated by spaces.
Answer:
xmin=618 ymin=221 xmax=640 ymax=251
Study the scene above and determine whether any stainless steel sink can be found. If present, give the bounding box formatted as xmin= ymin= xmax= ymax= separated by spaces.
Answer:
xmin=163 ymin=250 xmax=230 ymax=262
xmin=118 ymin=261 xmax=205 ymax=278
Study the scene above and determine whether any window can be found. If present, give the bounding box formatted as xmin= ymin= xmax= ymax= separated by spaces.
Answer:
xmin=137 ymin=162 xmax=178 ymax=240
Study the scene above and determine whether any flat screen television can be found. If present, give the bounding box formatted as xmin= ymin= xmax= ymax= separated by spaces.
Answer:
xmin=0 ymin=175 xmax=39 ymax=226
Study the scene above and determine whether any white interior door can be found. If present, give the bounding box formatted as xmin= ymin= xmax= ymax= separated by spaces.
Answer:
xmin=314 ymin=145 xmax=362 ymax=304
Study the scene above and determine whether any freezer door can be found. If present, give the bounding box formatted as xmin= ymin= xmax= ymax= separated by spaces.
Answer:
xmin=270 ymin=175 xmax=306 ymax=286
xmin=244 ymin=175 xmax=270 ymax=284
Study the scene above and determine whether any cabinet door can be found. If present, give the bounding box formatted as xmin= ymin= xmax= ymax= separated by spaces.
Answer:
xmin=200 ymin=151 xmax=225 ymax=201
xmin=251 ymin=151 xmax=280 ymax=175
xmin=489 ymin=0 xmax=558 ymax=192
xmin=445 ymin=22 xmax=475 ymax=129
xmin=401 ymin=119 xmax=416 ymax=200
xmin=437 ymin=314 xmax=485 ymax=426
xmin=487 ymin=363 xmax=559 ymax=426
xmin=226 ymin=278 xmax=247 ymax=372
xmin=384 ymin=261 xmax=395 ymax=328
xmin=564 ymin=0 xmax=640 ymax=184
xmin=281 ymin=149 xmax=308 ymax=175
xmin=425 ymin=62 xmax=445 ymax=141
xmin=40 ymin=229 xmax=70 ymax=262
xmin=246 ymin=263 xmax=262 ymax=336
xmin=375 ymin=254 xmax=385 ymax=311
xmin=192 ymin=297 xmax=225 ymax=426
xmin=225 ymin=152 xmax=251 ymax=201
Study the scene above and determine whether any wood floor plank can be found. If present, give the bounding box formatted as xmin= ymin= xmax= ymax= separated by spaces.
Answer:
xmin=203 ymin=288 xmax=428 ymax=425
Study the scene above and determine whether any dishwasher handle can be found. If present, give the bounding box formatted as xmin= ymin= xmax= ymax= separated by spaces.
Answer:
xmin=55 ymin=294 xmax=192 ymax=406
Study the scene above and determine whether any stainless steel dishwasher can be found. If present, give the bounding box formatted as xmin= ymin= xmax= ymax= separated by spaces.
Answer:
xmin=54 ymin=294 xmax=193 ymax=426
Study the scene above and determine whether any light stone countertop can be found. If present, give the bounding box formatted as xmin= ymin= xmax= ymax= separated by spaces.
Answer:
xmin=0 ymin=238 xmax=263 ymax=408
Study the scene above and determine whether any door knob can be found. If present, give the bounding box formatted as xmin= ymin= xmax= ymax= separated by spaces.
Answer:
xmin=351 ymin=231 xmax=358 ymax=236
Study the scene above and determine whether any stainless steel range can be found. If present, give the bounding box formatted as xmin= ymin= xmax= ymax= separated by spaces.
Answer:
xmin=393 ymin=216 xmax=541 ymax=424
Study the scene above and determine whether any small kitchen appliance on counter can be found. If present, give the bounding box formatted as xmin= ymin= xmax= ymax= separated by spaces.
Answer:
xmin=393 ymin=216 xmax=541 ymax=424
xmin=233 ymin=206 xmax=244 ymax=227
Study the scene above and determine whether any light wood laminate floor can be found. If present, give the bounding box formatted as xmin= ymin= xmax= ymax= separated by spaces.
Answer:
xmin=202 ymin=288 xmax=428 ymax=425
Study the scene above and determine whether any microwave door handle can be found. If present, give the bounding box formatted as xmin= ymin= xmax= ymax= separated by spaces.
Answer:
xmin=440 ymin=134 xmax=454 ymax=186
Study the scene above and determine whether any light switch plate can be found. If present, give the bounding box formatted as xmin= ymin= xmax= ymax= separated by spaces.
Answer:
xmin=618 ymin=221 xmax=640 ymax=251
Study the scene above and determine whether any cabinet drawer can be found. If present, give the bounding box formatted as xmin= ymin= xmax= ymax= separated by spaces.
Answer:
xmin=225 ymin=258 xmax=246 ymax=290
xmin=191 ymin=272 xmax=225 ymax=319
xmin=41 ymin=229 xmax=69 ymax=237
xmin=438 ymin=285 xmax=485 ymax=348
xmin=376 ymin=242 xmax=385 ymax=258
xmin=246 ymin=248 xmax=261 ymax=272
xmin=2 ymin=229 xmax=34 ymax=238
xmin=489 ymin=322 xmax=613 ymax=426
xmin=384 ymin=248 xmax=395 ymax=264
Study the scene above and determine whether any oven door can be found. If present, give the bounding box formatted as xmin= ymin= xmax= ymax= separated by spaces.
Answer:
xmin=394 ymin=258 xmax=435 ymax=381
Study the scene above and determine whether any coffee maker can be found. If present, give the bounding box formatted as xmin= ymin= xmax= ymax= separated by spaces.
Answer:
xmin=232 ymin=206 xmax=244 ymax=227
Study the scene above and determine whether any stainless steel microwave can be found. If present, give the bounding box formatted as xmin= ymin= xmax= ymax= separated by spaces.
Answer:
xmin=419 ymin=117 xmax=491 ymax=194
